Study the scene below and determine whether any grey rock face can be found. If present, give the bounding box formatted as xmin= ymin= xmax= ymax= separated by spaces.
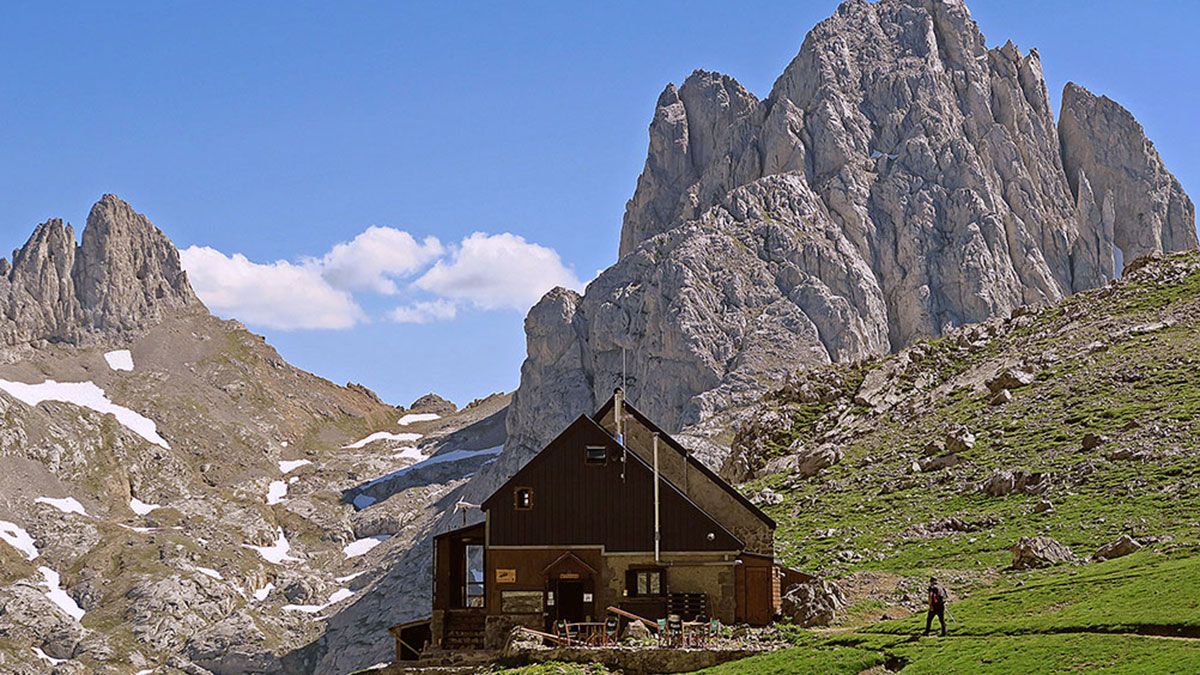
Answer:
xmin=1060 ymin=83 xmax=1198 ymax=269
xmin=498 ymin=0 xmax=1195 ymax=479
xmin=0 ymin=194 xmax=201 ymax=347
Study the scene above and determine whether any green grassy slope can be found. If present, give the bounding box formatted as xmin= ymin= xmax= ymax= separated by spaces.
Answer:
xmin=704 ymin=253 xmax=1200 ymax=671
xmin=701 ymin=550 xmax=1200 ymax=674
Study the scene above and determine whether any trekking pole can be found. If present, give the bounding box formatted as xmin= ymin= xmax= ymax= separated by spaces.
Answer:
xmin=945 ymin=606 xmax=960 ymax=627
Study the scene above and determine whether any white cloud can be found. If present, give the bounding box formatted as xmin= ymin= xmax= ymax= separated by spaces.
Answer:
xmin=181 ymin=246 xmax=365 ymax=330
xmin=388 ymin=299 xmax=458 ymax=324
xmin=315 ymin=226 xmax=444 ymax=295
xmin=415 ymin=232 xmax=581 ymax=311
xmin=182 ymin=228 xmax=579 ymax=330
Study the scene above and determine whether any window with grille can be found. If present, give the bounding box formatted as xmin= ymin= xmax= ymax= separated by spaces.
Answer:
xmin=625 ymin=568 xmax=665 ymax=597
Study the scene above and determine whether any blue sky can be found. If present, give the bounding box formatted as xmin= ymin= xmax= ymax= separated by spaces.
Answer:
xmin=1 ymin=1 xmax=1196 ymax=407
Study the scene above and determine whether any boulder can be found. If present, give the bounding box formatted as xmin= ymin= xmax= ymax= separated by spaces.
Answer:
xmin=980 ymin=470 xmax=1050 ymax=497
xmin=919 ymin=453 xmax=962 ymax=472
xmin=990 ymin=389 xmax=1013 ymax=406
xmin=1093 ymin=534 xmax=1142 ymax=561
xmin=765 ymin=442 xmax=842 ymax=479
xmin=945 ymin=426 xmax=976 ymax=454
xmin=502 ymin=626 xmax=547 ymax=657
xmin=1011 ymin=537 xmax=1076 ymax=569
xmin=622 ymin=620 xmax=653 ymax=642
xmin=1081 ymin=433 xmax=1108 ymax=450
xmin=987 ymin=368 xmax=1037 ymax=394
xmin=781 ymin=577 xmax=847 ymax=627
xmin=749 ymin=487 xmax=784 ymax=506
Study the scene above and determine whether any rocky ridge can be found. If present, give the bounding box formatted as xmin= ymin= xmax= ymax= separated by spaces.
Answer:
xmin=0 ymin=198 xmax=510 ymax=673
xmin=0 ymin=195 xmax=202 ymax=347
xmin=490 ymin=0 xmax=1196 ymax=497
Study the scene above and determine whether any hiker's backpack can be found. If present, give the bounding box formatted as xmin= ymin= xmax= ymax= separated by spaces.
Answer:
xmin=930 ymin=585 xmax=945 ymax=604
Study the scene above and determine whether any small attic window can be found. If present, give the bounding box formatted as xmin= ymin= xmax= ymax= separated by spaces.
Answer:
xmin=585 ymin=445 xmax=607 ymax=464
xmin=514 ymin=487 xmax=533 ymax=510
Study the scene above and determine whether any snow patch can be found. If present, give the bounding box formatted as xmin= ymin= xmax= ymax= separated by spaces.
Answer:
xmin=35 ymin=496 xmax=88 ymax=517
xmin=392 ymin=446 xmax=425 ymax=462
xmin=243 ymin=528 xmax=301 ymax=564
xmin=266 ymin=481 xmax=288 ymax=505
xmin=343 ymin=431 xmax=422 ymax=449
xmin=39 ymin=566 xmax=85 ymax=621
xmin=104 ymin=349 xmax=134 ymax=372
xmin=129 ymin=497 xmax=160 ymax=515
xmin=336 ymin=571 xmax=366 ymax=583
xmin=253 ymin=582 xmax=275 ymax=602
xmin=0 ymin=378 xmax=169 ymax=447
xmin=192 ymin=566 xmax=224 ymax=580
xmin=343 ymin=535 xmax=389 ymax=558
xmin=0 ymin=520 xmax=39 ymax=560
xmin=283 ymin=588 xmax=354 ymax=614
xmin=279 ymin=459 xmax=312 ymax=474
xmin=398 ymin=412 xmax=441 ymax=426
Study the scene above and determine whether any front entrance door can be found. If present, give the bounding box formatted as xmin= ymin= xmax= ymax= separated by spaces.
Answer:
xmin=556 ymin=579 xmax=585 ymax=622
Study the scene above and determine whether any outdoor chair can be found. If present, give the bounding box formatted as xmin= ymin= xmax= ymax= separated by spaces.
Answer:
xmin=689 ymin=616 xmax=709 ymax=648
xmin=604 ymin=616 xmax=620 ymax=646
xmin=666 ymin=614 xmax=684 ymax=648
xmin=555 ymin=619 xmax=574 ymax=646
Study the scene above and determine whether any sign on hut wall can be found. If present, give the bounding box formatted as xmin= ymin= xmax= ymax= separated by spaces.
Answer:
xmin=502 ymin=590 xmax=543 ymax=614
xmin=495 ymin=568 xmax=517 ymax=583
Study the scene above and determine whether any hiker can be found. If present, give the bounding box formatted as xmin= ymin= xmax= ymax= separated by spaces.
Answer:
xmin=924 ymin=576 xmax=948 ymax=637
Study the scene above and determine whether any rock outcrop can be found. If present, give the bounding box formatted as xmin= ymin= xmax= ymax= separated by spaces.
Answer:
xmin=493 ymin=0 xmax=1196 ymax=482
xmin=0 ymin=194 xmax=201 ymax=346
xmin=1093 ymin=534 xmax=1142 ymax=562
xmin=1011 ymin=536 xmax=1076 ymax=569
xmin=1060 ymin=83 xmax=1196 ymax=270
xmin=781 ymin=577 xmax=847 ymax=627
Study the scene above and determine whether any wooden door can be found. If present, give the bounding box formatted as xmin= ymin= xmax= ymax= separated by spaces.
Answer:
xmin=556 ymin=580 xmax=585 ymax=622
xmin=743 ymin=567 xmax=773 ymax=625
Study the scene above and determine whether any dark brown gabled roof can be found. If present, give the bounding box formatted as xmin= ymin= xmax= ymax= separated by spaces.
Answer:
xmin=481 ymin=414 xmax=744 ymax=552
xmin=593 ymin=395 xmax=776 ymax=529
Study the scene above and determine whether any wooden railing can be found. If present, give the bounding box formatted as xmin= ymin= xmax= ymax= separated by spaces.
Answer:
xmin=606 ymin=605 xmax=659 ymax=631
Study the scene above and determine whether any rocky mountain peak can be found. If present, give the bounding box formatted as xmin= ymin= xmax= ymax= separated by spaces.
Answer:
xmin=0 ymin=194 xmax=203 ymax=347
xmin=1059 ymin=82 xmax=1197 ymax=266
xmin=408 ymin=393 xmax=458 ymax=416
xmin=496 ymin=0 xmax=1197 ymax=487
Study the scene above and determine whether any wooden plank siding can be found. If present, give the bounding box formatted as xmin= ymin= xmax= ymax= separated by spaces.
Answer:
xmin=483 ymin=415 xmax=742 ymax=553
xmin=592 ymin=397 xmax=775 ymax=555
